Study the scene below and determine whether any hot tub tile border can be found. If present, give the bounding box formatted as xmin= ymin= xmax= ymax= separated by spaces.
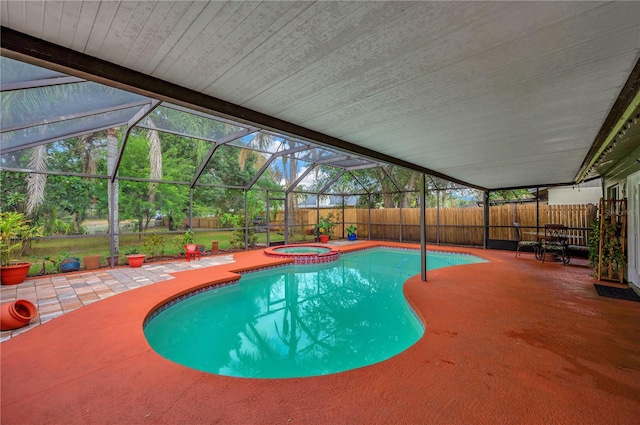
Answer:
xmin=264 ymin=244 xmax=340 ymax=264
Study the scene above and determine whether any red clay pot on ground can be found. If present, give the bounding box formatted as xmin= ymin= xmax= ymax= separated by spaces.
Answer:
xmin=106 ymin=256 xmax=119 ymax=267
xmin=1 ymin=299 xmax=37 ymax=330
xmin=319 ymin=235 xmax=330 ymax=243
xmin=0 ymin=262 xmax=32 ymax=285
xmin=126 ymin=254 xmax=146 ymax=268
xmin=83 ymin=255 xmax=101 ymax=270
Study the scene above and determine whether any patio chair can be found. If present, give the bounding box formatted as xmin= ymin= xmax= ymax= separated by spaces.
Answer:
xmin=185 ymin=243 xmax=201 ymax=262
xmin=540 ymin=224 xmax=570 ymax=265
xmin=513 ymin=222 xmax=541 ymax=258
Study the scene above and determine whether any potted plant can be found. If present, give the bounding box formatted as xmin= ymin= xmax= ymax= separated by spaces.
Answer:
xmin=0 ymin=211 xmax=43 ymax=285
xmin=316 ymin=213 xmax=337 ymax=243
xmin=106 ymin=254 xmax=120 ymax=268
xmin=346 ymin=225 xmax=357 ymax=241
xmin=183 ymin=228 xmax=194 ymax=245
xmin=125 ymin=247 xmax=146 ymax=268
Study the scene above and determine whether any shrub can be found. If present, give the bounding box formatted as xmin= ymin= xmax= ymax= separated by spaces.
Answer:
xmin=143 ymin=234 xmax=165 ymax=258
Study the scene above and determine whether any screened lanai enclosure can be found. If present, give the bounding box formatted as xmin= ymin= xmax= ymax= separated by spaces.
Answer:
xmin=1 ymin=55 xmax=595 ymax=270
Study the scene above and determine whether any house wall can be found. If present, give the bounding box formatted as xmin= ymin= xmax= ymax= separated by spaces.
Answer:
xmin=603 ymin=144 xmax=640 ymax=289
xmin=624 ymin=171 xmax=640 ymax=289
xmin=548 ymin=187 xmax=601 ymax=205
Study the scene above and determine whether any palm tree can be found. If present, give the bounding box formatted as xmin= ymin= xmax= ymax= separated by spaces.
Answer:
xmin=250 ymin=134 xmax=303 ymax=230
xmin=25 ymin=146 xmax=47 ymax=216
xmin=1 ymin=89 xmax=50 ymax=217
xmin=106 ymin=127 xmax=120 ymax=253
xmin=145 ymin=119 xmax=163 ymax=230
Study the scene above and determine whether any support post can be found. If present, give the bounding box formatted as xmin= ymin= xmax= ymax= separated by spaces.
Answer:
xmin=421 ymin=174 xmax=427 ymax=282
xmin=368 ymin=194 xmax=372 ymax=240
xmin=399 ymin=202 xmax=403 ymax=243
xmin=108 ymin=179 xmax=116 ymax=267
xmin=342 ymin=195 xmax=345 ymax=239
xmin=436 ymin=189 xmax=440 ymax=245
xmin=536 ymin=187 xmax=540 ymax=234
xmin=316 ymin=195 xmax=320 ymax=242
xmin=284 ymin=192 xmax=289 ymax=245
xmin=266 ymin=190 xmax=270 ymax=247
xmin=483 ymin=190 xmax=490 ymax=249
xmin=189 ymin=189 xmax=193 ymax=230
xmin=244 ymin=190 xmax=249 ymax=250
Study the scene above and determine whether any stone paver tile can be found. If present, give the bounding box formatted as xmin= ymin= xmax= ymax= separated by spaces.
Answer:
xmin=39 ymin=312 xmax=64 ymax=323
xmin=37 ymin=307 xmax=63 ymax=316
xmin=62 ymin=306 xmax=82 ymax=313
xmin=37 ymin=298 xmax=62 ymax=306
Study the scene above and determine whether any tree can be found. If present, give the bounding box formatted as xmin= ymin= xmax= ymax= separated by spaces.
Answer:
xmin=0 ymin=175 xmax=28 ymax=221
xmin=490 ymin=189 xmax=534 ymax=204
xmin=117 ymin=133 xmax=163 ymax=233
xmin=3 ymin=139 xmax=99 ymax=235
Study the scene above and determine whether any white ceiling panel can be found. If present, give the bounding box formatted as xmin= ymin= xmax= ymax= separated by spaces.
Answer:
xmin=1 ymin=0 xmax=639 ymax=189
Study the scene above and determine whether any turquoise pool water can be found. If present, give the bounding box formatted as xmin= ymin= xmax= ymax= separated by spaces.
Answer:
xmin=144 ymin=248 xmax=485 ymax=378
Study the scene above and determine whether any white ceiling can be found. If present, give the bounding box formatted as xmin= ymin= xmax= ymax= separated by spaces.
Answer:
xmin=2 ymin=1 xmax=639 ymax=189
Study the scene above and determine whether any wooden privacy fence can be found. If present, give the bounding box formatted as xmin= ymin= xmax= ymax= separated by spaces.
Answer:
xmin=190 ymin=217 xmax=221 ymax=229
xmin=190 ymin=203 xmax=596 ymax=247
xmin=490 ymin=203 xmax=597 ymax=246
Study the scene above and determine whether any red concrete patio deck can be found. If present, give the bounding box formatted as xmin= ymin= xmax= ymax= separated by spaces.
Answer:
xmin=1 ymin=242 xmax=639 ymax=424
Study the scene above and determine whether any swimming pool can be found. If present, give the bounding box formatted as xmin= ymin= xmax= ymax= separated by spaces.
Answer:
xmin=144 ymin=247 xmax=485 ymax=378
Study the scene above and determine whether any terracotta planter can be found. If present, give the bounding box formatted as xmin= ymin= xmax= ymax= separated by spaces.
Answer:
xmin=83 ymin=255 xmax=101 ymax=270
xmin=106 ymin=256 xmax=119 ymax=267
xmin=211 ymin=241 xmax=219 ymax=254
xmin=126 ymin=254 xmax=146 ymax=268
xmin=319 ymin=235 xmax=330 ymax=243
xmin=0 ymin=262 xmax=32 ymax=285
xmin=1 ymin=299 xmax=37 ymax=330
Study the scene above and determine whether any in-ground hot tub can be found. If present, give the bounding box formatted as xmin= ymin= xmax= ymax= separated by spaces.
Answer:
xmin=264 ymin=244 xmax=340 ymax=264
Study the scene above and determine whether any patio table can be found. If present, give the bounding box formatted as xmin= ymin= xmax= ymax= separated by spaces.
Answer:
xmin=523 ymin=227 xmax=582 ymax=265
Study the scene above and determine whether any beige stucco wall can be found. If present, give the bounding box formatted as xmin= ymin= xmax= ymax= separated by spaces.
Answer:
xmin=548 ymin=187 xmax=601 ymax=205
